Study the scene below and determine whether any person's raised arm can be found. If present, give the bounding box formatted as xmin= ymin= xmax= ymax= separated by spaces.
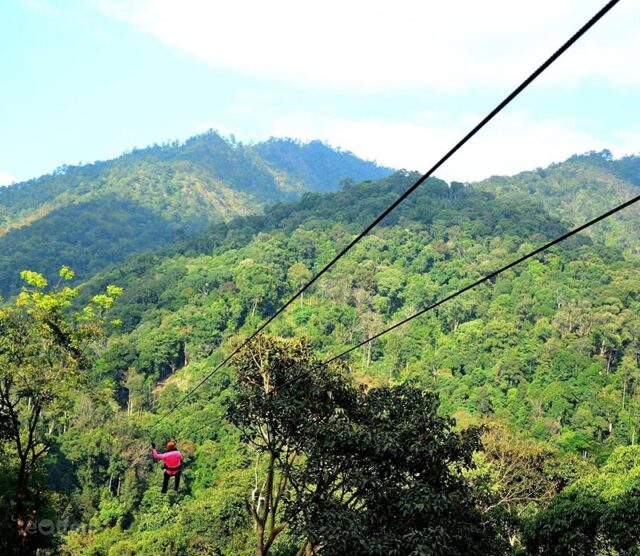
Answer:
xmin=151 ymin=442 xmax=167 ymax=461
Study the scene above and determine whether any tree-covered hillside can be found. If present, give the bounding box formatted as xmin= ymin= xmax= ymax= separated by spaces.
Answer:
xmin=0 ymin=132 xmax=392 ymax=297
xmin=1 ymin=152 xmax=640 ymax=554
xmin=477 ymin=151 xmax=640 ymax=248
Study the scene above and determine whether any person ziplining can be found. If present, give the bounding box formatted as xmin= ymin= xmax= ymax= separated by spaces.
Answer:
xmin=151 ymin=440 xmax=183 ymax=493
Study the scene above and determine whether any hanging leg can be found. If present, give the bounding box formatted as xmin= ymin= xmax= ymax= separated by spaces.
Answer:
xmin=161 ymin=472 xmax=170 ymax=494
xmin=174 ymin=470 xmax=181 ymax=491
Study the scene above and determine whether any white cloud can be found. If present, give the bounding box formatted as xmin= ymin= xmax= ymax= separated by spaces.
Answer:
xmin=237 ymin=110 xmax=632 ymax=182
xmin=0 ymin=172 xmax=16 ymax=186
xmin=96 ymin=0 xmax=639 ymax=92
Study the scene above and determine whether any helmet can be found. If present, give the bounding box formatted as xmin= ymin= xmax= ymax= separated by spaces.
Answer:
xmin=166 ymin=440 xmax=176 ymax=451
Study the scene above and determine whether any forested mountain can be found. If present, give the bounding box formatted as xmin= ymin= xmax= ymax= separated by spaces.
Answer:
xmin=477 ymin=150 xmax=640 ymax=248
xmin=0 ymin=132 xmax=391 ymax=296
xmin=2 ymin=150 xmax=640 ymax=554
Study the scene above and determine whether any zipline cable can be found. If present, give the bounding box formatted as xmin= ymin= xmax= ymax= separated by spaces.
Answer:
xmin=151 ymin=0 xmax=621 ymax=430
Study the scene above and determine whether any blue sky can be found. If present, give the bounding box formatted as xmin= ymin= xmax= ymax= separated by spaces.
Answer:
xmin=1 ymin=0 xmax=638 ymax=185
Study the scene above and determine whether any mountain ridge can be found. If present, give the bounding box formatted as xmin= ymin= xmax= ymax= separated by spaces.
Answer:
xmin=0 ymin=132 xmax=392 ymax=295
xmin=0 ymin=132 xmax=393 ymax=233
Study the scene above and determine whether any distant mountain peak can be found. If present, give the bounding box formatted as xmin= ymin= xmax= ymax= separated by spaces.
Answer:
xmin=0 ymin=131 xmax=395 ymax=296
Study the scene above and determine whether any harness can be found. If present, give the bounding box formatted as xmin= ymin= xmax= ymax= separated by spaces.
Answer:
xmin=164 ymin=463 xmax=181 ymax=472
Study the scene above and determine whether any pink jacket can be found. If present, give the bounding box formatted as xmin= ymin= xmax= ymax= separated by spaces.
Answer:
xmin=152 ymin=449 xmax=183 ymax=475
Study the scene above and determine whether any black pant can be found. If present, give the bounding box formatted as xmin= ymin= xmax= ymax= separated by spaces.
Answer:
xmin=162 ymin=470 xmax=181 ymax=493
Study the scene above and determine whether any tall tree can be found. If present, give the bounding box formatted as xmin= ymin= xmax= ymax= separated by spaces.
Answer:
xmin=289 ymin=385 xmax=499 ymax=556
xmin=0 ymin=268 xmax=120 ymax=554
xmin=226 ymin=335 xmax=355 ymax=556
xmin=228 ymin=335 xmax=500 ymax=556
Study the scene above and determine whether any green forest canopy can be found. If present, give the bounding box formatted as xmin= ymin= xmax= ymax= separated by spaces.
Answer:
xmin=0 ymin=150 xmax=639 ymax=554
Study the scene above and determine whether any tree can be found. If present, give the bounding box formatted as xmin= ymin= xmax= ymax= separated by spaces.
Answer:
xmin=287 ymin=263 xmax=312 ymax=307
xmin=124 ymin=367 xmax=149 ymax=415
xmin=468 ymin=425 xmax=578 ymax=549
xmin=226 ymin=334 xmax=355 ymax=556
xmin=228 ymin=335 xmax=500 ymax=556
xmin=289 ymin=385 xmax=500 ymax=556
xmin=0 ymin=268 xmax=121 ymax=554
xmin=235 ymin=259 xmax=282 ymax=320
xmin=524 ymin=446 xmax=640 ymax=556
xmin=619 ymin=349 xmax=640 ymax=411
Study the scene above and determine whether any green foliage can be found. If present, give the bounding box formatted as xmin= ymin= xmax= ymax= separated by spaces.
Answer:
xmin=227 ymin=335 xmax=498 ymax=556
xmin=0 ymin=152 xmax=639 ymax=553
xmin=478 ymin=150 xmax=640 ymax=250
xmin=0 ymin=268 xmax=119 ymax=554
xmin=290 ymin=385 xmax=500 ymax=555
xmin=76 ymin=166 xmax=640 ymax=460
xmin=524 ymin=446 xmax=640 ymax=555
xmin=0 ymin=197 xmax=176 ymax=296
